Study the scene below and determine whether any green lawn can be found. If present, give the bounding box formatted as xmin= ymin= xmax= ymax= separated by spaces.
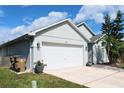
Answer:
xmin=0 ymin=68 xmax=87 ymax=88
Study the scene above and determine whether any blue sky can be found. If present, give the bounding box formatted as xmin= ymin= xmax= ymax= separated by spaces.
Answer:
xmin=0 ymin=5 xmax=124 ymax=43
xmin=0 ymin=6 xmax=80 ymax=27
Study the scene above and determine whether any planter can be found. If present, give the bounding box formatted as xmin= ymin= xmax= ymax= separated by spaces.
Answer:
xmin=86 ymin=61 xmax=92 ymax=66
xmin=34 ymin=60 xmax=47 ymax=73
xmin=34 ymin=65 xmax=44 ymax=73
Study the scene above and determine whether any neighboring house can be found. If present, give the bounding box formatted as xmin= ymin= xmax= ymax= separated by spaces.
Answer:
xmin=77 ymin=23 xmax=109 ymax=65
xmin=0 ymin=19 xmax=109 ymax=72
xmin=90 ymin=34 xmax=109 ymax=64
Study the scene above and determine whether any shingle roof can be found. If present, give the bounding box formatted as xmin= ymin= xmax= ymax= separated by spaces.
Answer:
xmin=90 ymin=34 xmax=105 ymax=43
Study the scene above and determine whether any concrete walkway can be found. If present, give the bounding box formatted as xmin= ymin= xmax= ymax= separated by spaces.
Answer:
xmin=45 ymin=66 xmax=124 ymax=88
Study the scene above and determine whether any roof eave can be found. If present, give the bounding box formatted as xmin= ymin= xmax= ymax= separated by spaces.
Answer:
xmin=0 ymin=34 xmax=34 ymax=47
xmin=76 ymin=22 xmax=96 ymax=36
xmin=67 ymin=19 xmax=90 ymax=43
xmin=93 ymin=34 xmax=106 ymax=43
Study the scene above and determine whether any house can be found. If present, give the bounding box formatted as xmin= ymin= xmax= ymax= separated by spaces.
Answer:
xmin=77 ymin=23 xmax=109 ymax=65
xmin=0 ymin=19 xmax=109 ymax=72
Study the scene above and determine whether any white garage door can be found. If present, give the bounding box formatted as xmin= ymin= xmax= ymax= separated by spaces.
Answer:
xmin=42 ymin=43 xmax=84 ymax=70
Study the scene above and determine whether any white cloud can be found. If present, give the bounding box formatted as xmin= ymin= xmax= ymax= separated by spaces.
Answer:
xmin=0 ymin=11 xmax=68 ymax=43
xmin=11 ymin=25 xmax=26 ymax=34
xmin=29 ymin=11 xmax=68 ymax=30
xmin=3 ymin=6 xmax=124 ymax=43
xmin=22 ymin=16 xmax=33 ymax=25
xmin=10 ymin=11 xmax=68 ymax=35
xmin=0 ymin=27 xmax=14 ymax=44
xmin=73 ymin=5 xmax=124 ymax=24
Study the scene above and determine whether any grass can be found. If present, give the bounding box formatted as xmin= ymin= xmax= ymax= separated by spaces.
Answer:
xmin=0 ymin=68 xmax=87 ymax=88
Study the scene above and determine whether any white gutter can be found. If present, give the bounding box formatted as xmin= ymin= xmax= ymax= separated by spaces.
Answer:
xmin=94 ymin=34 xmax=106 ymax=43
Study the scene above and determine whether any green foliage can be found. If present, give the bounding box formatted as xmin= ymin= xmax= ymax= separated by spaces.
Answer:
xmin=36 ymin=60 xmax=44 ymax=66
xmin=101 ymin=10 xmax=124 ymax=63
xmin=102 ymin=14 xmax=113 ymax=36
xmin=113 ymin=10 xmax=124 ymax=40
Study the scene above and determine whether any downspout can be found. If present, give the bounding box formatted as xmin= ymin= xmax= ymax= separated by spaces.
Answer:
xmin=30 ymin=41 xmax=33 ymax=72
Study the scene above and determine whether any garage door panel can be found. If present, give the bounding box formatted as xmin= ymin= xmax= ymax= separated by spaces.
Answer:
xmin=42 ymin=45 xmax=83 ymax=70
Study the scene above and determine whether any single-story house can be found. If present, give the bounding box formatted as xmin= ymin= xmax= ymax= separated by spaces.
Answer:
xmin=0 ymin=19 xmax=109 ymax=72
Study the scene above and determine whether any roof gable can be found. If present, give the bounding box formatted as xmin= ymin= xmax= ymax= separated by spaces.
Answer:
xmin=76 ymin=22 xmax=95 ymax=36
xmin=0 ymin=19 xmax=90 ymax=47
xmin=34 ymin=19 xmax=89 ymax=42
xmin=90 ymin=34 xmax=106 ymax=43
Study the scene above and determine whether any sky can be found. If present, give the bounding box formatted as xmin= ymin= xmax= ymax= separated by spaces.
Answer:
xmin=0 ymin=5 xmax=124 ymax=43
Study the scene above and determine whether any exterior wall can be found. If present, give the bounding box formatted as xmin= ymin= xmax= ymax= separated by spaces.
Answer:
xmin=0 ymin=47 xmax=7 ymax=57
xmin=88 ymin=43 xmax=93 ymax=63
xmin=32 ymin=22 xmax=88 ymax=68
xmin=0 ymin=56 xmax=2 ymax=64
xmin=92 ymin=40 xmax=109 ymax=64
xmin=78 ymin=25 xmax=94 ymax=40
xmin=0 ymin=48 xmax=10 ymax=66
xmin=0 ymin=40 xmax=31 ymax=70
xmin=7 ymin=40 xmax=30 ymax=56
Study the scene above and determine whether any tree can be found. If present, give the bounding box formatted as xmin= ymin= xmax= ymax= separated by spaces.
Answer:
xmin=113 ymin=10 xmax=124 ymax=40
xmin=101 ymin=10 xmax=124 ymax=64
xmin=101 ymin=14 xmax=113 ymax=63
xmin=102 ymin=14 xmax=113 ymax=36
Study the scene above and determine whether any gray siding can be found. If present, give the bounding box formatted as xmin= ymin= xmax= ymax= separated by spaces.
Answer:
xmin=0 ymin=40 xmax=31 ymax=69
xmin=6 ymin=40 xmax=30 ymax=57
xmin=0 ymin=40 xmax=30 ymax=57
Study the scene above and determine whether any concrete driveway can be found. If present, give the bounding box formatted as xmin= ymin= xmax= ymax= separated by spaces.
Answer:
xmin=45 ymin=66 xmax=124 ymax=88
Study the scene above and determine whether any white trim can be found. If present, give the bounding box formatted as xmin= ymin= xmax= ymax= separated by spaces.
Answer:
xmin=67 ymin=19 xmax=90 ymax=42
xmin=94 ymin=34 xmax=106 ymax=43
xmin=32 ymin=19 xmax=90 ymax=42
xmin=29 ymin=46 xmax=32 ymax=71
xmin=29 ymin=40 xmax=34 ymax=71
xmin=42 ymin=42 xmax=83 ymax=47
xmin=41 ymin=35 xmax=85 ymax=42
xmin=32 ymin=19 xmax=70 ymax=34
xmin=76 ymin=22 xmax=96 ymax=36
xmin=82 ymin=45 xmax=85 ymax=66
xmin=0 ymin=19 xmax=90 ymax=47
xmin=28 ymin=32 xmax=36 ymax=36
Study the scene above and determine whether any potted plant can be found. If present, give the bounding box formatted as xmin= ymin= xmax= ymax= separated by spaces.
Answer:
xmin=34 ymin=60 xmax=47 ymax=73
xmin=86 ymin=61 xmax=92 ymax=66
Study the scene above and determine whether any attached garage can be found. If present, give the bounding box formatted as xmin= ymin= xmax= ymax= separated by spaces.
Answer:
xmin=0 ymin=19 xmax=89 ymax=72
xmin=32 ymin=19 xmax=89 ymax=71
xmin=42 ymin=42 xmax=84 ymax=70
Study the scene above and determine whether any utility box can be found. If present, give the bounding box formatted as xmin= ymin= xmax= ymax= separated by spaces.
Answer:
xmin=10 ymin=56 xmax=26 ymax=72
xmin=15 ymin=58 xmax=26 ymax=72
